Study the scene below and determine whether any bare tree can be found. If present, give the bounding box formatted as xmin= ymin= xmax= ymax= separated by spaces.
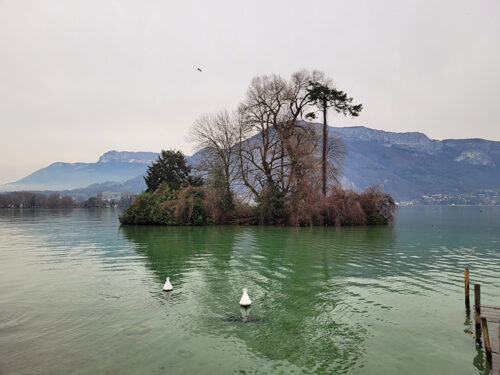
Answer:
xmin=189 ymin=110 xmax=240 ymax=210
xmin=236 ymin=74 xmax=290 ymax=199
xmin=235 ymin=70 xmax=332 ymax=199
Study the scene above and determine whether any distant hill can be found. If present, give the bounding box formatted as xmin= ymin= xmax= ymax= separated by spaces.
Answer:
xmin=330 ymin=126 xmax=500 ymax=203
xmin=0 ymin=151 xmax=157 ymax=191
xmin=2 ymin=126 xmax=499 ymax=204
xmin=34 ymin=175 xmax=149 ymax=201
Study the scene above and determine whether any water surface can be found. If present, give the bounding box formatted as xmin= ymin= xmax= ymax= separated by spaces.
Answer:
xmin=0 ymin=207 xmax=499 ymax=374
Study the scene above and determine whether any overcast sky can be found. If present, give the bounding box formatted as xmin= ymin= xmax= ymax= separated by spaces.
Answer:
xmin=1 ymin=0 xmax=499 ymax=184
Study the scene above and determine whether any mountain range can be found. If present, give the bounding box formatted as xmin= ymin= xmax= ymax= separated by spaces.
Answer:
xmin=332 ymin=126 xmax=500 ymax=203
xmin=0 ymin=151 xmax=157 ymax=192
xmin=2 ymin=125 xmax=499 ymax=204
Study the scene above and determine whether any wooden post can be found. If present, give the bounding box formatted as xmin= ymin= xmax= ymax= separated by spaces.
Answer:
xmin=481 ymin=317 xmax=492 ymax=364
xmin=475 ymin=284 xmax=481 ymax=343
xmin=465 ymin=269 xmax=470 ymax=313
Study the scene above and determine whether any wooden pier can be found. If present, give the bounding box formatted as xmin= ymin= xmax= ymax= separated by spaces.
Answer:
xmin=465 ymin=269 xmax=500 ymax=374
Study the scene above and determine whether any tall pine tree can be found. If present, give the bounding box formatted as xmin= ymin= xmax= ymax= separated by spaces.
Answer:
xmin=307 ymin=82 xmax=362 ymax=196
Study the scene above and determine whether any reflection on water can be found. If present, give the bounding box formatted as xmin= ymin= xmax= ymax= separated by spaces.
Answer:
xmin=1 ymin=207 xmax=500 ymax=374
xmin=164 ymin=290 xmax=173 ymax=302
xmin=240 ymin=306 xmax=251 ymax=323
xmin=120 ymin=225 xmax=397 ymax=373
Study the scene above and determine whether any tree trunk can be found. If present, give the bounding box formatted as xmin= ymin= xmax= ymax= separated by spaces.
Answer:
xmin=322 ymin=100 xmax=328 ymax=196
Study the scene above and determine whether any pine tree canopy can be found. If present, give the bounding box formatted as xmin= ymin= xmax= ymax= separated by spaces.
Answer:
xmin=144 ymin=150 xmax=194 ymax=192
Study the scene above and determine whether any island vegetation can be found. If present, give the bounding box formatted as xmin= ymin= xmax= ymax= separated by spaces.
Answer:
xmin=120 ymin=70 xmax=396 ymax=226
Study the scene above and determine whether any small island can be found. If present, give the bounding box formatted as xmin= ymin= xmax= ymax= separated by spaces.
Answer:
xmin=120 ymin=70 xmax=396 ymax=226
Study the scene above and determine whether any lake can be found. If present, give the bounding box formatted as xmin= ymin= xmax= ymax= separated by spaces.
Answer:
xmin=1 ymin=207 xmax=499 ymax=374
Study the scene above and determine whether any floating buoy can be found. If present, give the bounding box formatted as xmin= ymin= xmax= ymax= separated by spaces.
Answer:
xmin=163 ymin=277 xmax=173 ymax=291
xmin=239 ymin=288 xmax=251 ymax=307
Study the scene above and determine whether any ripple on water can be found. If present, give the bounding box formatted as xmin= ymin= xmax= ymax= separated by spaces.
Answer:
xmin=1 ymin=207 xmax=500 ymax=375
xmin=0 ymin=312 xmax=28 ymax=331
xmin=120 ymin=324 xmax=151 ymax=336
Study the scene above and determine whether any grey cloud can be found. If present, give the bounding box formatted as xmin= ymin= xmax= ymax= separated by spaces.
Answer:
xmin=1 ymin=0 xmax=499 ymax=183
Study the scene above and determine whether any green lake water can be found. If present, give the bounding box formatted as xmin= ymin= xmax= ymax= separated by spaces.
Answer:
xmin=0 ymin=207 xmax=499 ymax=374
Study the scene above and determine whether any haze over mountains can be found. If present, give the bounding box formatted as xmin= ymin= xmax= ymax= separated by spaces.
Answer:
xmin=2 ymin=125 xmax=499 ymax=204
xmin=335 ymin=127 xmax=500 ymax=204
xmin=0 ymin=151 xmax=158 ymax=192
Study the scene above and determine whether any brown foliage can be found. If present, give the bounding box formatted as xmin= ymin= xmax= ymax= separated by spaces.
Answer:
xmin=325 ymin=187 xmax=366 ymax=226
xmin=283 ymin=185 xmax=396 ymax=226
xmin=201 ymin=188 xmax=238 ymax=225
xmin=358 ymin=186 xmax=397 ymax=223
xmin=175 ymin=186 xmax=254 ymax=225
xmin=201 ymin=188 xmax=221 ymax=223
xmin=174 ymin=186 xmax=209 ymax=225
xmin=231 ymin=200 xmax=254 ymax=224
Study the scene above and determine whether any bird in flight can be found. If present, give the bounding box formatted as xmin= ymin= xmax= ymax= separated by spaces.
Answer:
xmin=197 ymin=67 xmax=202 ymax=72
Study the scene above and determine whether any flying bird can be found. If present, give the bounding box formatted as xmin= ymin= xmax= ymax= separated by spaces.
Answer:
xmin=197 ymin=67 xmax=202 ymax=72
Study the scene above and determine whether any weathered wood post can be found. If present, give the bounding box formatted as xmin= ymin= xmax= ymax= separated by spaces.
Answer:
xmin=474 ymin=284 xmax=481 ymax=343
xmin=465 ymin=269 xmax=470 ymax=313
xmin=481 ymin=317 xmax=492 ymax=364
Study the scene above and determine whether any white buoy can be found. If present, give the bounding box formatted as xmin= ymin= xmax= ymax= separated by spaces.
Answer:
xmin=239 ymin=288 xmax=251 ymax=307
xmin=163 ymin=277 xmax=173 ymax=291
